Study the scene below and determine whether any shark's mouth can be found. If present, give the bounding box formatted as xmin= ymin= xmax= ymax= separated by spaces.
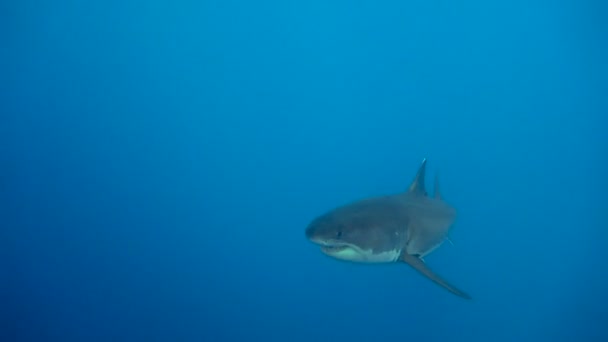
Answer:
xmin=320 ymin=244 xmax=348 ymax=253
xmin=309 ymin=237 xmax=356 ymax=255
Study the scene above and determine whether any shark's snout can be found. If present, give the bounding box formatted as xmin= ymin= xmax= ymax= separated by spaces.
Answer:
xmin=305 ymin=219 xmax=347 ymax=251
xmin=305 ymin=216 xmax=328 ymax=243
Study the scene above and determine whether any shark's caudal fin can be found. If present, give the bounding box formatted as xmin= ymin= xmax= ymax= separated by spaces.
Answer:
xmin=408 ymin=158 xmax=427 ymax=196
xmin=401 ymin=253 xmax=471 ymax=300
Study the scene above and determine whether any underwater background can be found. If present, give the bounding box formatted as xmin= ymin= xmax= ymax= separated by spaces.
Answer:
xmin=2 ymin=0 xmax=607 ymax=341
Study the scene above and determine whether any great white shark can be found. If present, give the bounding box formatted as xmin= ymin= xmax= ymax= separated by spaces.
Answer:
xmin=305 ymin=159 xmax=471 ymax=299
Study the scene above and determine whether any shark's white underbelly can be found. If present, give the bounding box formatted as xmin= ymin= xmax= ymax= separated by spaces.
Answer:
xmin=329 ymin=247 xmax=402 ymax=263
xmin=363 ymin=249 xmax=402 ymax=263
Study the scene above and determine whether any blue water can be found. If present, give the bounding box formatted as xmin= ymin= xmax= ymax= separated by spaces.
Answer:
xmin=2 ymin=1 xmax=607 ymax=341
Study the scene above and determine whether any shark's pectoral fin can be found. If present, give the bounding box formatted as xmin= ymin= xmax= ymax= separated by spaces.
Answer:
xmin=401 ymin=253 xmax=471 ymax=300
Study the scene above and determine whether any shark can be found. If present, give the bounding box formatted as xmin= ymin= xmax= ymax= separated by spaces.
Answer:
xmin=305 ymin=158 xmax=471 ymax=299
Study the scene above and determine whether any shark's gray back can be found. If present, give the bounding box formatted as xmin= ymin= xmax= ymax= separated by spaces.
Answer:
xmin=400 ymin=192 xmax=456 ymax=257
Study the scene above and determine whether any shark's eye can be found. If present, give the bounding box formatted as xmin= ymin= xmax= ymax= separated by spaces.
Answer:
xmin=336 ymin=231 xmax=342 ymax=239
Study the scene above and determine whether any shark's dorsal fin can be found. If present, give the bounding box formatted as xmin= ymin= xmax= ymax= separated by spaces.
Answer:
xmin=434 ymin=174 xmax=441 ymax=200
xmin=408 ymin=158 xmax=427 ymax=196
